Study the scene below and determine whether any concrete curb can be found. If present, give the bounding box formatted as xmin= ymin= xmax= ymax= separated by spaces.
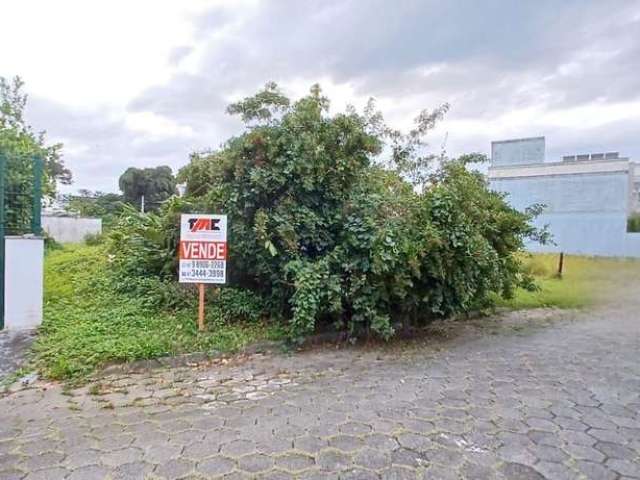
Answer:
xmin=99 ymin=340 xmax=286 ymax=375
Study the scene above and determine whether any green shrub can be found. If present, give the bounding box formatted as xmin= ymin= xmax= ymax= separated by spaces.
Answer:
xmin=84 ymin=232 xmax=104 ymax=245
xmin=627 ymin=213 xmax=640 ymax=233
xmin=107 ymin=83 xmax=546 ymax=342
xmin=521 ymin=255 xmax=552 ymax=277
xmin=43 ymin=231 xmax=62 ymax=253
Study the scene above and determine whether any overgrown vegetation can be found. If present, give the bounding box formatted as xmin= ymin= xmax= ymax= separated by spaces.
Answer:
xmin=35 ymin=244 xmax=283 ymax=380
xmin=105 ymin=83 xmax=547 ymax=343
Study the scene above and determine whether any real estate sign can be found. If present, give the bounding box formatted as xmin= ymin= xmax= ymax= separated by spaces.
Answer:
xmin=179 ymin=214 xmax=227 ymax=284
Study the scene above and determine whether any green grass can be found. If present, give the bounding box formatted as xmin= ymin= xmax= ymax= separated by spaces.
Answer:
xmin=497 ymin=253 xmax=640 ymax=310
xmin=34 ymin=244 xmax=283 ymax=380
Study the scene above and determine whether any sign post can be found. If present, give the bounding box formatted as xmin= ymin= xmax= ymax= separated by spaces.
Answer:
xmin=198 ymin=283 xmax=205 ymax=331
xmin=179 ymin=214 xmax=228 ymax=331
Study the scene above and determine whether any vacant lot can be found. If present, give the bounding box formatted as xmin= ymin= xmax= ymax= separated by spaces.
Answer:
xmin=30 ymin=246 xmax=640 ymax=382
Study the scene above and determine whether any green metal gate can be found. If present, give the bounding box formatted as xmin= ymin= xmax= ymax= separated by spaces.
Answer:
xmin=0 ymin=152 xmax=43 ymax=329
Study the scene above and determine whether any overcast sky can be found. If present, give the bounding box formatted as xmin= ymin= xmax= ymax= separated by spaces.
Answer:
xmin=2 ymin=0 xmax=639 ymax=193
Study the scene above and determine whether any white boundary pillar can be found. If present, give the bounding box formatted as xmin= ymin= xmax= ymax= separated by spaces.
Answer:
xmin=4 ymin=236 xmax=43 ymax=330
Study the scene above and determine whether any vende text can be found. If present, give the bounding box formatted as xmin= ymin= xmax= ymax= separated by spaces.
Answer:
xmin=180 ymin=241 xmax=227 ymax=260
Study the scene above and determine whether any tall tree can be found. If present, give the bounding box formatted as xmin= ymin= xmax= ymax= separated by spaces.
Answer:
xmin=118 ymin=166 xmax=176 ymax=211
xmin=0 ymin=76 xmax=72 ymax=199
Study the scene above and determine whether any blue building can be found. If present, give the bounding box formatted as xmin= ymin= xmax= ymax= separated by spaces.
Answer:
xmin=489 ymin=137 xmax=640 ymax=258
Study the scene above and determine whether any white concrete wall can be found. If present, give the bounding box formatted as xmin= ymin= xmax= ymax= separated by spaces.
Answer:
xmin=4 ymin=237 xmax=44 ymax=330
xmin=491 ymin=169 xmax=640 ymax=258
xmin=42 ymin=215 xmax=102 ymax=243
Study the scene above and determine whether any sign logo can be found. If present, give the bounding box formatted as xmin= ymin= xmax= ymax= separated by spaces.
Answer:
xmin=188 ymin=217 xmax=221 ymax=232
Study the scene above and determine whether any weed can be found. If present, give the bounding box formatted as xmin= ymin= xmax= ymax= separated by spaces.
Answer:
xmin=88 ymin=384 xmax=102 ymax=396
xmin=33 ymin=244 xmax=285 ymax=380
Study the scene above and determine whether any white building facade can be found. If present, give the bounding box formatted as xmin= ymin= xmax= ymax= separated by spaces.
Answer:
xmin=489 ymin=137 xmax=640 ymax=258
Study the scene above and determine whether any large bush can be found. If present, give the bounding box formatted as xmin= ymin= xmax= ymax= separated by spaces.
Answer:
xmin=108 ymin=83 xmax=546 ymax=342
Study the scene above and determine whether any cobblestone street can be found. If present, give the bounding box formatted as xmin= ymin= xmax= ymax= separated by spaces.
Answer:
xmin=1 ymin=297 xmax=639 ymax=479
xmin=0 ymin=331 xmax=36 ymax=382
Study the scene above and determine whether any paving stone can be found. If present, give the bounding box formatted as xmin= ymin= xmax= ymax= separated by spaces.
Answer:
xmin=379 ymin=466 xmax=417 ymax=480
xmin=222 ymin=472 xmax=250 ymax=480
xmin=237 ymin=453 xmax=274 ymax=473
xmin=588 ymin=428 xmax=629 ymax=444
xmin=428 ymin=447 xmax=465 ymax=467
xmin=0 ymin=453 xmax=22 ymax=471
xmin=499 ymin=462 xmax=545 ymax=479
xmin=525 ymin=418 xmax=557 ymax=432
xmin=275 ymin=452 xmax=315 ymax=472
xmin=497 ymin=443 xmax=537 ymax=466
xmin=528 ymin=444 xmax=568 ymax=463
xmin=196 ymin=455 xmax=236 ymax=476
xmin=221 ymin=439 xmax=257 ymax=457
xmin=562 ymin=442 xmax=606 ymax=462
xmin=533 ymin=461 xmax=577 ymax=480
xmin=0 ymin=469 xmax=26 ymax=480
xmin=143 ymin=443 xmax=184 ymax=464
xmin=154 ymin=458 xmax=194 ymax=479
xmin=20 ymin=452 xmax=66 ymax=472
xmin=595 ymin=441 xmax=637 ymax=460
xmin=354 ymin=448 xmax=390 ymax=470
xmin=341 ymin=468 xmax=380 ymax=480
xmin=396 ymin=432 xmax=432 ymax=452
xmin=293 ymin=436 xmax=327 ymax=454
xmin=575 ymin=460 xmax=617 ymax=480
xmin=66 ymin=464 xmax=110 ymax=480
xmin=390 ymin=448 xmax=429 ymax=468
xmin=297 ymin=470 xmax=339 ymax=480
xmin=24 ymin=468 xmax=69 ymax=480
xmin=364 ymin=434 xmax=399 ymax=452
xmin=460 ymin=461 xmax=497 ymax=479
xmin=99 ymin=446 xmax=143 ymax=467
xmin=111 ymin=461 xmax=154 ymax=480
xmin=317 ymin=450 xmax=352 ymax=471
xmin=526 ymin=430 xmax=562 ymax=448
xmin=559 ymin=429 xmax=596 ymax=447
xmin=339 ymin=422 xmax=373 ymax=436
xmin=257 ymin=470 xmax=295 ymax=480
xmin=606 ymin=458 xmax=640 ymax=477
xmin=328 ymin=435 xmax=363 ymax=452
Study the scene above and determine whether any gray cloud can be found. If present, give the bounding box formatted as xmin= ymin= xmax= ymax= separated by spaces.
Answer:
xmin=21 ymin=1 xmax=640 ymax=191
xmin=26 ymin=98 xmax=194 ymax=192
xmin=168 ymin=46 xmax=194 ymax=66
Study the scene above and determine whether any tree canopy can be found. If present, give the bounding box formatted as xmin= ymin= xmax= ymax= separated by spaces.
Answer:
xmin=0 ymin=76 xmax=72 ymax=199
xmin=118 ymin=166 xmax=176 ymax=211
xmin=64 ymin=189 xmax=126 ymax=221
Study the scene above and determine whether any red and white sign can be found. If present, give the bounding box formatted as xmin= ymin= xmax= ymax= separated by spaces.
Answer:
xmin=179 ymin=214 xmax=227 ymax=284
